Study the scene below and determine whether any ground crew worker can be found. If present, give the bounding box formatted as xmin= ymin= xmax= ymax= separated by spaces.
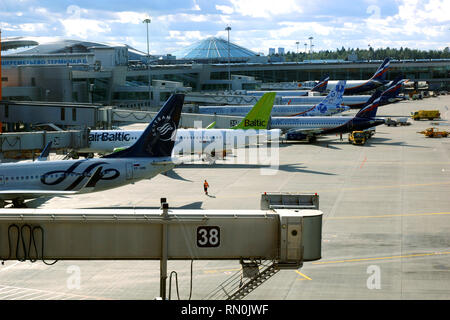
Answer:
xmin=203 ymin=180 xmax=209 ymax=195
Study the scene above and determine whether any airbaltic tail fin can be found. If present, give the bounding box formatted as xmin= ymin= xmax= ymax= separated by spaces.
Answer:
xmin=231 ymin=92 xmax=276 ymax=129
xmin=370 ymin=57 xmax=390 ymax=82
xmin=311 ymin=74 xmax=330 ymax=93
xmin=103 ymin=94 xmax=184 ymax=158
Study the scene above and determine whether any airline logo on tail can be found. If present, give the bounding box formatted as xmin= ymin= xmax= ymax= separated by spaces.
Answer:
xmin=311 ymin=75 xmax=330 ymax=93
xmin=232 ymin=92 xmax=275 ymax=129
xmin=152 ymin=115 xmax=177 ymax=141
xmin=317 ymin=80 xmax=346 ymax=113
xmin=371 ymin=58 xmax=390 ymax=82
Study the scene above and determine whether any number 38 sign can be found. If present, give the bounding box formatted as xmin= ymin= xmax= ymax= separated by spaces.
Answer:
xmin=197 ymin=226 xmax=220 ymax=248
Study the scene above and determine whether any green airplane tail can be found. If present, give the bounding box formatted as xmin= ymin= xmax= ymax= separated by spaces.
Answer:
xmin=231 ymin=92 xmax=276 ymax=129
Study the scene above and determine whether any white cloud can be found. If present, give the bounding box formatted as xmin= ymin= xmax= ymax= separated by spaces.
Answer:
xmin=111 ymin=11 xmax=151 ymax=24
xmin=216 ymin=5 xmax=234 ymax=15
xmin=229 ymin=0 xmax=302 ymax=18
xmin=58 ymin=5 xmax=111 ymax=39
xmin=167 ymin=30 xmax=204 ymax=41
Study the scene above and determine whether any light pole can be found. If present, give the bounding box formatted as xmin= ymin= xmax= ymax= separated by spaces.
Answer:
xmin=143 ymin=18 xmax=151 ymax=105
xmin=225 ymin=25 xmax=231 ymax=91
xmin=308 ymin=36 xmax=313 ymax=62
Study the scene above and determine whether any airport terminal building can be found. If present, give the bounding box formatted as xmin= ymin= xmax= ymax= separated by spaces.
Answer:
xmin=1 ymin=36 xmax=449 ymax=106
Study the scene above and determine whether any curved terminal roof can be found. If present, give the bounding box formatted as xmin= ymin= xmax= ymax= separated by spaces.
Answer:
xmin=173 ymin=37 xmax=258 ymax=60
xmin=1 ymin=37 xmax=146 ymax=60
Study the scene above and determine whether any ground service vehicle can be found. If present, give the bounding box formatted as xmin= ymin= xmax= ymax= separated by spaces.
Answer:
xmin=418 ymin=128 xmax=449 ymax=138
xmin=412 ymin=110 xmax=440 ymax=120
xmin=348 ymin=131 xmax=370 ymax=145
xmin=385 ymin=118 xmax=398 ymax=126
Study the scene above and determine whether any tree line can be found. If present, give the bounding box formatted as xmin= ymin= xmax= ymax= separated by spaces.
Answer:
xmin=277 ymin=47 xmax=450 ymax=61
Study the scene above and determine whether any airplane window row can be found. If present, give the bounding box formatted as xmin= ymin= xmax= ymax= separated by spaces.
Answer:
xmin=4 ymin=172 xmax=86 ymax=181
xmin=178 ymin=136 xmax=222 ymax=140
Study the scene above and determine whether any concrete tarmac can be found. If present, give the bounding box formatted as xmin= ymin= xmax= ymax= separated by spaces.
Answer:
xmin=0 ymin=94 xmax=449 ymax=300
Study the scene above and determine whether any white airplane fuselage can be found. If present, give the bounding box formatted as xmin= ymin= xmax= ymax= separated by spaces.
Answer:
xmin=0 ymin=157 xmax=175 ymax=201
xmin=198 ymin=105 xmax=348 ymax=117
xmin=81 ymin=129 xmax=278 ymax=155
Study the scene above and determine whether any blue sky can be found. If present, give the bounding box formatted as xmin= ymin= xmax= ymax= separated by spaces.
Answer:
xmin=1 ymin=0 xmax=449 ymax=55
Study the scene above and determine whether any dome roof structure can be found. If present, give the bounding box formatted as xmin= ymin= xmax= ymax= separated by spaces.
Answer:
xmin=173 ymin=37 xmax=258 ymax=61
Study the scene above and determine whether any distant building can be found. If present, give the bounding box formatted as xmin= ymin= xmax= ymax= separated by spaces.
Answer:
xmin=172 ymin=37 xmax=268 ymax=64
xmin=269 ymin=48 xmax=276 ymax=55
xmin=278 ymin=48 xmax=285 ymax=55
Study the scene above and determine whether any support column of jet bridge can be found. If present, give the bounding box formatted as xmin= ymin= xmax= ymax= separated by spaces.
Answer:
xmin=0 ymin=200 xmax=322 ymax=299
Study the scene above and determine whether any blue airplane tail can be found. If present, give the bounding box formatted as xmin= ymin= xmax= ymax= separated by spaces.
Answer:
xmin=355 ymin=91 xmax=382 ymax=118
xmin=310 ymin=80 xmax=346 ymax=114
xmin=370 ymin=58 xmax=390 ymax=82
xmin=103 ymin=94 xmax=184 ymax=158
xmin=311 ymin=74 xmax=330 ymax=93
xmin=381 ymin=75 xmax=404 ymax=99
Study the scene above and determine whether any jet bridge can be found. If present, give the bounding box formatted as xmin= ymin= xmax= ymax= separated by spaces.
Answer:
xmin=0 ymin=197 xmax=322 ymax=300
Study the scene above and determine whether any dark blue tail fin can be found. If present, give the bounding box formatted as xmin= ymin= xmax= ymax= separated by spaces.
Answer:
xmin=311 ymin=74 xmax=330 ymax=92
xmin=381 ymin=75 xmax=405 ymax=99
xmin=103 ymin=94 xmax=184 ymax=158
xmin=355 ymin=92 xmax=382 ymax=118
xmin=361 ymin=90 xmax=382 ymax=108
xmin=370 ymin=58 xmax=390 ymax=82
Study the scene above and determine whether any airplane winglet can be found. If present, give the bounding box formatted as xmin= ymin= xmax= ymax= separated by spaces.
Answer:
xmin=36 ymin=141 xmax=52 ymax=162
xmin=206 ymin=121 xmax=216 ymax=129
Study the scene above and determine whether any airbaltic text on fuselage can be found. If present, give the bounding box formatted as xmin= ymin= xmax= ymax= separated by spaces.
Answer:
xmin=89 ymin=132 xmax=131 ymax=142
xmin=244 ymin=120 xmax=266 ymax=127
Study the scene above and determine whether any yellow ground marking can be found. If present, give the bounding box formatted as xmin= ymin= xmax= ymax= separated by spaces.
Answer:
xmin=295 ymin=270 xmax=312 ymax=281
xmin=312 ymin=251 xmax=450 ymax=266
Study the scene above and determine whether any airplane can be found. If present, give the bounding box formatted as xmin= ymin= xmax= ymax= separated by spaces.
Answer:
xmin=270 ymin=90 xmax=389 ymax=142
xmin=245 ymin=74 xmax=330 ymax=97
xmin=74 ymin=92 xmax=279 ymax=158
xmin=279 ymin=72 xmax=405 ymax=108
xmin=324 ymin=58 xmax=391 ymax=95
xmin=0 ymin=93 xmax=185 ymax=208
xmin=198 ymin=80 xmax=350 ymax=117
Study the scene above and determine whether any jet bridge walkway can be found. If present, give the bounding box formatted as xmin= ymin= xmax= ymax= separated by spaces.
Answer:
xmin=0 ymin=194 xmax=322 ymax=300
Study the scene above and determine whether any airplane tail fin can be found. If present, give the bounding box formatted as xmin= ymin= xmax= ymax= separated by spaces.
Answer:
xmin=311 ymin=74 xmax=330 ymax=93
xmin=36 ymin=141 xmax=52 ymax=161
xmin=231 ymin=92 xmax=276 ymax=129
xmin=355 ymin=88 xmax=393 ymax=118
xmin=370 ymin=57 xmax=390 ymax=82
xmin=318 ymin=80 xmax=345 ymax=106
xmin=361 ymin=90 xmax=382 ymax=109
xmin=381 ymin=75 xmax=405 ymax=100
xmin=103 ymin=94 xmax=184 ymax=158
